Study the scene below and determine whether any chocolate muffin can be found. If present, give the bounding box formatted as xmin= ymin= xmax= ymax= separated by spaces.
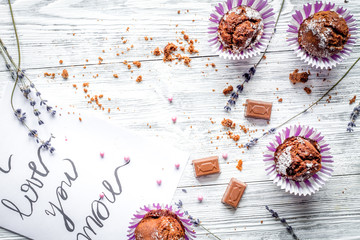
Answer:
xmin=298 ymin=11 xmax=350 ymax=58
xmin=218 ymin=6 xmax=264 ymax=53
xmin=134 ymin=209 xmax=185 ymax=240
xmin=274 ymin=136 xmax=322 ymax=182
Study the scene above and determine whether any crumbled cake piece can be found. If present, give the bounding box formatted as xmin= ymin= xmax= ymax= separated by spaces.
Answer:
xmin=133 ymin=61 xmax=141 ymax=68
xmin=289 ymin=69 xmax=310 ymax=84
xmin=61 ymin=69 xmax=69 ymax=79
xmin=349 ymin=95 xmax=356 ymax=104
xmin=221 ymin=118 xmax=235 ymax=129
xmin=223 ymin=85 xmax=233 ymax=95
xmin=163 ymin=43 xmax=178 ymax=62
xmin=304 ymin=87 xmax=312 ymax=94
xmin=153 ymin=47 xmax=162 ymax=56
xmin=136 ymin=75 xmax=142 ymax=82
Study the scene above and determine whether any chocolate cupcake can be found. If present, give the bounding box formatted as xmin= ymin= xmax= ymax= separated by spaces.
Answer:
xmin=274 ymin=136 xmax=322 ymax=182
xmin=134 ymin=209 xmax=185 ymax=240
xmin=218 ymin=6 xmax=264 ymax=53
xmin=298 ymin=11 xmax=350 ymax=58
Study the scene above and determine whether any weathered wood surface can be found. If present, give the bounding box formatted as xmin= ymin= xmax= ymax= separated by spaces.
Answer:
xmin=0 ymin=0 xmax=359 ymax=239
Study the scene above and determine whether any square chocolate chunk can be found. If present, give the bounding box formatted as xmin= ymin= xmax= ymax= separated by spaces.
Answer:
xmin=245 ymin=99 xmax=272 ymax=120
xmin=222 ymin=178 xmax=247 ymax=208
xmin=192 ymin=156 xmax=220 ymax=177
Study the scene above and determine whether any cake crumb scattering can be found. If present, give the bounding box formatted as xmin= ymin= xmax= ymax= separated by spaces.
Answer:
xmin=136 ymin=76 xmax=142 ymax=82
xmin=153 ymin=47 xmax=162 ymax=56
xmin=61 ymin=69 xmax=69 ymax=79
xmin=349 ymin=95 xmax=356 ymax=104
xmin=289 ymin=69 xmax=310 ymax=84
xmin=236 ymin=160 xmax=243 ymax=171
xmin=304 ymin=87 xmax=312 ymax=94
xmin=221 ymin=119 xmax=234 ymax=128
xmin=133 ymin=61 xmax=141 ymax=68
xmin=223 ymin=85 xmax=233 ymax=95
xmin=163 ymin=43 xmax=178 ymax=62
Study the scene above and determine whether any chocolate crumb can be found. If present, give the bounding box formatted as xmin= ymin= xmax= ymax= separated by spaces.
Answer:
xmin=61 ymin=69 xmax=69 ymax=79
xmin=223 ymin=85 xmax=233 ymax=95
xmin=153 ymin=47 xmax=162 ymax=56
xmin=349 ymin=95 xmax=356 ymax=104
xmin=133 ymin=61 xmax=141 ymax=68
xmin=221 ymin=118 xmax=235 ymax=129
xmin=304 ymin=87 xmax=312 ymax=94
xmin=236 ymin=160 xmax=243 ymax=171
xmin=136 ymin=75 xmax=142 ymax=82
xmin=289 ymin=69 xmax=310 ymax=84
xmin=163 ymin=43 xmax=178 ymax=62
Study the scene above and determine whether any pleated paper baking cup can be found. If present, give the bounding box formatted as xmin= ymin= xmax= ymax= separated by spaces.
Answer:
xmin=127 ymin=203 xmax=196 ymax=240
xmin=263 ymin=125 xmax=334 ymax=196
xmin=208 ymin=0 xmax=275 ymax=60
xmin=287 ymin=2 xmax=357 ymax=69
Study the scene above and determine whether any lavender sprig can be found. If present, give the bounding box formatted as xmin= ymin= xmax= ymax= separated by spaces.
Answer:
xmin=175 ymin=200 xmax=222 ymax=240
xmin=224 ymin=0 xmax=285 ymax=111
xmin=224 ymin=68 xmax=255 ymax=111
xmin=0 ymin=39 xmax=55 ymax=118
xmin=243 ymin=57 xmax=360 ymax=149
xmin=265 ymin=206 xmax=299 ymax=240
xmin=1 ymin=0 xmax=55 ymax=152
xmin=347 ymin=103 xmax=360 ymax=132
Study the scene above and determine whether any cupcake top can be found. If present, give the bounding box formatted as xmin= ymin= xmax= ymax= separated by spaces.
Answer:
xmin=298 ymin=11 xmax=350 ymax=58
xmin=218 ymin=6 xmax=264 ymax=53
xmin=274 ymin=136 xmax=322 ymax=182
xmin=134 ymin=209 xmax=185 ymax=240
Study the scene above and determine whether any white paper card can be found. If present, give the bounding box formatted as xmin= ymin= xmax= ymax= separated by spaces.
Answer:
xmin=0 ymin=83 xmax=188 ymax=239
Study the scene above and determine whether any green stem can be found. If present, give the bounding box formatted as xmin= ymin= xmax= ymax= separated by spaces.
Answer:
xmin=275 ymin=56 xmax=360 ymax=130
xmin=255 ymin=0 xmax=285 ymax=68
xmin=199 ymin=223 xmax=222 ymax=240
xmin=8 ymin=0 xmax=21 ymax=112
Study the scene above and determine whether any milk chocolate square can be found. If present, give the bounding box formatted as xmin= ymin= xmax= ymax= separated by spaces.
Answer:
xmin=192 ymin=156 xmax=220 ymax=177
xmin=222 ymin=178 xmax=247 ymax=208
xmin=245 ymin=99 xmax=272 ymax=120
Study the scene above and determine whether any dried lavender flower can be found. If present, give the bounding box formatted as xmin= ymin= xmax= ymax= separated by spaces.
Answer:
xmin=33 ymin=109 xmax=41 ymax=116
xmin=0 ymin=0 xmax=56 ymax=153
xmin=224 ymin=67 xmax=256 ymax=111
xmin=265 ymin=206 xmax=299 ymax=240
xmin=347 ymin=103 xmax=360 ymax=132
xmin=28 ymin=129 xmax=38 ymax=137
xmin=174 ymin=199 xmax=183 ymax=209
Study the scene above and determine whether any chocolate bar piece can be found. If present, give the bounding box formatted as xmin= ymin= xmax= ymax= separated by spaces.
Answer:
xmin=245 ymin=99 xmax=272 ymax=120
xmin=222 ymin=178 xmax=247 ymax=208
xmin=192 ymin=156 xmax=220 ymax=177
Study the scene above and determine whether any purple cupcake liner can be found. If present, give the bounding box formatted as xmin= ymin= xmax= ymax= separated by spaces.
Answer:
xmin=127 ymin=203 xmax=196 ymax=240
xmin=263 ymin=125 xmax=333 ymax=196
xmin=287 ymin=1 xmax=357 ymax=69
xmin=208 ymin=0 xmax=275 ymax=60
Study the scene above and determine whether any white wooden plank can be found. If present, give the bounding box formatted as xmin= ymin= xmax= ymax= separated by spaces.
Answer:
xmin=0 ymin=0 xmax=359 ymax=239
